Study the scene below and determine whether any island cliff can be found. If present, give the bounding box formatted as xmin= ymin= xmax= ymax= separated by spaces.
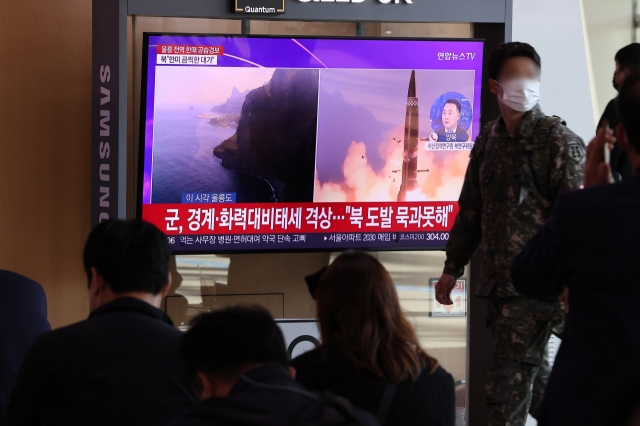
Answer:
xmin=213 ymin=69 xmax=319 ymax=202
xmin=211 ymin=87 xmax=249 ymax=114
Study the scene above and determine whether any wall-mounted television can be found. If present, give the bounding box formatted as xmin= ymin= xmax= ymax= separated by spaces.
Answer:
xmin=138 ymin=33 xmax=484 ymax=253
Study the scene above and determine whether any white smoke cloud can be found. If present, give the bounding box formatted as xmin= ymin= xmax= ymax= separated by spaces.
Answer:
xmin=314 ymin=125 xmax=470 ymax=202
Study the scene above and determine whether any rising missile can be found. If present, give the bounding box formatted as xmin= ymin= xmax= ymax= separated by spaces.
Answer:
xmin=397 ymin=70 xmax=419 ymax=202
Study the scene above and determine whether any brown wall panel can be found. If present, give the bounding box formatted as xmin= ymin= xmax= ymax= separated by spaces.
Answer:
xmin=0 ymin=1 xmax=92 ymax=328
xmin=249 ymin=20 xmax=357 ymax=36
xmin=380 ymin=22 xmax=472 ymax=38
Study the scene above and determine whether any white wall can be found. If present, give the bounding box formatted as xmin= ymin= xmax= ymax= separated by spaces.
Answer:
xmin=582 ymin=0 xmax=633 ymax=117
xmin=511 ymin=0 xmax=596 ymax=143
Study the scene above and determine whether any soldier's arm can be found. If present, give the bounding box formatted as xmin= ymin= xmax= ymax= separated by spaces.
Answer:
xmin=549 ymin=126 xmax=586 ymax=198
xmin=442 ymin=149 xmax=483 ymax=279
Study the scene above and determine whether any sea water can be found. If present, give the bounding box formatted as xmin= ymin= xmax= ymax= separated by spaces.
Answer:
xmin=150 ymin=107 xmax=273 ymax=204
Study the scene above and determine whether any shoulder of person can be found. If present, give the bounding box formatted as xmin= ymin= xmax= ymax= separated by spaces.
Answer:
xmin=415 ymin=363 xmax=454 ymax=388
xmin=604 ymin=97 xmax=618 ymax=112
xmin=541 ymin=116 xmax=585 ymax=148
xmin=290 ymin=347 xmax=325 ymax=369
xmin=470 ymin=119 xmax=498 ymax=157
xmin=568 ymin=178 xmax=633 ymax=206
xmin=479 ymin=118 xmax=499 ymax=139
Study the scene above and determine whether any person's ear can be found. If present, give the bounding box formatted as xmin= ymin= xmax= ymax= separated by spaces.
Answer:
xmin=617 ymin=124 xmax=630 ymax=152
xmin=489 ymin=79 xmax=500 ymax=96
xmin=159 ymin=272 xmax=172 ymax=298
xmin=622 ymin=68 xmax=631 ymax=82
xmin=288 ymin=366 xmax=297 ymax=379
xmin=88 ymin=267 xmax=107 ymax=311
xmin=197 ymin=372 xmax=214 ymax=401
xmin=89 ymin=267 xmax=105 ymax=298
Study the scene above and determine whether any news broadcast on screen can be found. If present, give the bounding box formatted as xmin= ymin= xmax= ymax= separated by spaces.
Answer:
xmin=138 ymin=34 xmax=485 ymax=252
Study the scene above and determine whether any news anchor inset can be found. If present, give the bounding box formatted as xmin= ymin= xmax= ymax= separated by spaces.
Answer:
xmin=438 ymin=98 xmax=468 ymax=142
xmin=429 ymin=92 xmax=473 ymax=142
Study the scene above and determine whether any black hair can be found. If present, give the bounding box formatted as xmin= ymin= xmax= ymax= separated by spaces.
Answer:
xmin=615 ymin=43 xmax=640 ymax=71
xmin=617 ymin=71 xmax=640 ymax=153
xmin=487 ymin=42 xmax=541 ymax=81
xmin=444 ymin=98 xmax=462 ymax=113
xmin=83 ymin=219 xmax=171 ymax=295
xmin=180 ymin=306 xmax=288 ymax=381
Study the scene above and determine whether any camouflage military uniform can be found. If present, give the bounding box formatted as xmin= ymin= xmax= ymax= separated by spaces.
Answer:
xmin=443 ymin=105 xmax=585 ymax=426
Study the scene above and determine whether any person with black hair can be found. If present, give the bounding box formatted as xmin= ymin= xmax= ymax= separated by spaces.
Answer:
xmin=174 ymin=306 xmax=379 ymax=426
xmin=435 ymin=42 xmax=585 ymax=426
xmin=436 ymin=98 xmax=469 ymax=142
xmin=511 ymin=71 xmax=640 ymax=426
xmin=596 ymin=43 xmax=640 ymax=180
xmin=7 ymin=219 xmax=197 ymax=426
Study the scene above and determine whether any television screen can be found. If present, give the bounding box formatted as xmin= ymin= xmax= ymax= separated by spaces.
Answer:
xmin=139 ymin=33 xmax=484 ymax=253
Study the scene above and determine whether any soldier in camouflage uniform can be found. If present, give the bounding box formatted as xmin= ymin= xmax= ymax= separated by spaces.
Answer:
xmin=435 ymin=42 xmax=585 ymax=426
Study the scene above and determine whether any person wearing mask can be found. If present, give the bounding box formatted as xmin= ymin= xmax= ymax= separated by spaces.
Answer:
xmin=292 ymin=251 xmax=455 ymax=426
xmin=437 ymin=98 xmax=469 ymax=142
xmin=434 ymin=42 xmax=585 ymax=426
xmin=511 ymin=72 xmax=640 ymax=426
xmin=175 ymin=305 xmax=379 ymax=426
xmin=8 ymin=219 xmax=197 ymax=426
xmin=0 ymin=271 xmax=50 ymax=426
xmin=596 ymin=43 xmax=640 ymax=180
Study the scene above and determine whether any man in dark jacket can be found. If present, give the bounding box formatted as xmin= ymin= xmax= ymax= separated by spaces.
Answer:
xmin=176 ymin=306 xmax=379 ymax=426
xmin=0 ymin=271 xmax=50 ymax=426
xmin=511 ymin=72 xmax=640 ymax=426
xmin=8 ymin=219 xmax=197 ymax=426
xmin=596 ymin=43 xmax=640 ymax=180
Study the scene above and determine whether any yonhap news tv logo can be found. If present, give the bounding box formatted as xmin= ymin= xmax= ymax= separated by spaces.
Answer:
xmin=234 ymin=0 xmax=285 ymax=13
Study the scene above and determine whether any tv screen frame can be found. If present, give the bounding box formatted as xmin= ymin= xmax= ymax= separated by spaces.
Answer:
xmin=137 ymin=32 xmax=486 ymax=255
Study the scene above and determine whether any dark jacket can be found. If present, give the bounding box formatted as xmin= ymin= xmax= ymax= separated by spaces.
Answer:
xmin=8 ymin=297 xmax=197 ymax=426
xmin=172 ymin=364 xmax=379 ymax=426
xmin=0 ymin=271 xmax=50 ymax=426
xmin=597 ymin=98 xmax=633 ymax=180
xmin=291 ymin=348 xmax=455 ymax=426
xmin=512 ymin=173 xmax=640 ymax=426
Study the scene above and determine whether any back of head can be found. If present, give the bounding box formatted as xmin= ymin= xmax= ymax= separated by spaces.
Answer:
xmin=181 ymin=306 xmax=287 ymax=383
xmin=315 ymin=251 xmax=435 ymax=383
xmin=487 ymin=42 xmax=541 ymax=80
xmin=83 ymin=219 xmax=171 ymax=295
xmin=616 ymin=43 xmax=640 ymax=72
xmin=617 ymin=71 xmax=640 ymax=154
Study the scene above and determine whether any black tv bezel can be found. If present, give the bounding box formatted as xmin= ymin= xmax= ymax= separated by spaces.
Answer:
xmin=136 ymin=32 xmax=485 ymax=255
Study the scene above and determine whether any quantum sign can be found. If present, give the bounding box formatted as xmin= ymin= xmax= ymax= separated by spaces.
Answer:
xmin=234 ymin=0 xmax=285 ymax=13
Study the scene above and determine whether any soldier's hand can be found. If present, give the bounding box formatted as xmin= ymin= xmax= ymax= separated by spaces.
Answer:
xmin=584 ymin=125 xmax=615 ymax=188
xmin=435 ymin=274 xmax=456 ymax=305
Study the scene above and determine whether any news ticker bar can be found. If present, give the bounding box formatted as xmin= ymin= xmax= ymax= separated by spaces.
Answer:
xmin=168 ymin=231 xmax=450 ymax=252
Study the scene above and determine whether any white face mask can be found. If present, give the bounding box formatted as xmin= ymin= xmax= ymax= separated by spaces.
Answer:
xmin=498 ymin=78 xmax=540 ymax=112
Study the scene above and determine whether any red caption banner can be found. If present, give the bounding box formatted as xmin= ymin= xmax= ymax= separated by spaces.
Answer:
xmin=142 ymin=202 xmax=460 ymax=235
xmin=156 ymin=45 xmax=224 ymax=55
